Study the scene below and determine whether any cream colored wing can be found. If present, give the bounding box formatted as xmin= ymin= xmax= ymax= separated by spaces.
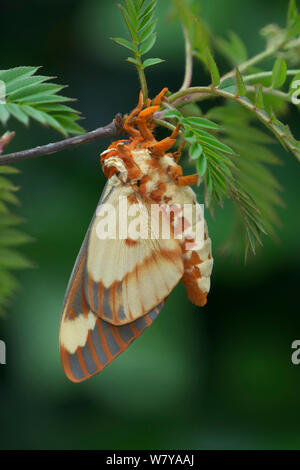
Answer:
xmin=84 ymin=176 xmax=184 ymax=325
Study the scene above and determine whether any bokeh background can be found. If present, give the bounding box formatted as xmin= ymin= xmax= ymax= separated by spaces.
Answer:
xmin=0 ymin=0 xmax=300 ymax=450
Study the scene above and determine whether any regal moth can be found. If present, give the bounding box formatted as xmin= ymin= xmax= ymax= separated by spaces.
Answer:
xmin=59 ymin=88 xmax=213 ymax=382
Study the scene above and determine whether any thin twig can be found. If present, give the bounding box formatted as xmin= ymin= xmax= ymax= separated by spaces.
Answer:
xmin=221 ymin=46 xmax=282 ymax=82
xmin=180 ymin=25 xmax=193 ymax=91
xmin=137 ymin=65 xmax=149 ymax=103
xmin=246 ymin=85 xmax=290 ymax=101
xmin=168 ymin=86 xmax=300 ymax=163
xmin=0 ymin=115 xmax=124 ymax=165
xmin=153 ymin=118 xmax=177 ymax=132
xmin=244 ymin=69 xmax=300 ymax=83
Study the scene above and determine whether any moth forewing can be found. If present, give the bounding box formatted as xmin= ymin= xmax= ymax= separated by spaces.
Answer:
xmin=84 ymin=177 xmax=183 ymax=326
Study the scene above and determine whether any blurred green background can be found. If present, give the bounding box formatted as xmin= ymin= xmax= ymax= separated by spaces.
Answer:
xmin=0 ymin=0 xmax=300 ymax=450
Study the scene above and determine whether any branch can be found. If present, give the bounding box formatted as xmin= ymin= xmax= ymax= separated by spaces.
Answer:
xmin=0 ymin=115 xmax=124 ymax=165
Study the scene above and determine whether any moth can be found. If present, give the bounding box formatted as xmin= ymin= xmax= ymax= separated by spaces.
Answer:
xmin=59 ymin=88 xmax=213 ymax=382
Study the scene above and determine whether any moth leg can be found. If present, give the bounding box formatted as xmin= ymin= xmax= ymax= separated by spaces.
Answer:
xmin=153 ymin=87 xmax=168 ymax=106
xmin=169 ymin=165 xmax=198 ymax=186
xmin=135 ymin=88 xmax=169 ymax=140
xmin=148 ymin=138 xmax=175 ymax=157
xmin=123 ymin=90 xmax=144 ymax=137
xmin=172 ymin=141 xmax=185 ymax=163
xmin=176 ymin=174 xmax=198 ymax=186
xmin=136 ymin=105 xmax=160 ymax=141
xmin=170 ymin=123 xmax=181 ymax=139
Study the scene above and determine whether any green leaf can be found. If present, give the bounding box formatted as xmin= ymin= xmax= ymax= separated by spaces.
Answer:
xmin=206 ymin=101 xmax=282 ymax=259
xmin=119 ymin=5 xmax=138 ymax=41
xmin=38 ymin=103 xmax=80 ymax=115
xmin=192 ymin=15 xmax=211 ymax=66
xmin=0 ymin=248 xmax=33 ymax=269
xmin=0 ymin=230 xmax=33 ymax=247
xmin=286 ymin=0 xmax=300 ymax=39
xmin=205 ymin=48 xmax=220 ymax=86
xmin=197 ymin=154 xmax=207 ymax=176
xmin=142 ymin=58 xmax=164 ymax=68
xmin=0 ymin=166 xmax=20 ymax=175
xmin=181 ymin=116 xmax=219 ymax=130
xmin=139 ymin=33 xmax=157 ymax=55
xmin=235 ymin=66 xmax=247 ymax=96
xmin=17 ymin=94 xmax=73 ymax=105
xmin=9 ymin=83 xmax=65 ymax=101
xmin=183 ymin=130 xmax=197 ymax=143
xmin=163 ymin=109 xmax=182 ymax=119
xmin=189 ymin=142 xmax=203 ymax=160
xmin=138 ymin=7 xmax=155 ymax=31
xmin=219 ymin=77 xmax=237 ymax=94
xmin=216 ymin=31 xmax=248 ymax=65
xmin=0 ymin=190 xmax=19 ymax=206
xmin=22 ymin=105 xmax=47 ymax=124
xmin=37 ymin=111 xmax=68 ymax=135
xmin=271 ymin=58 xmax=287 ymax=89
xmin=0 ymin=104 xmax=10 ymax=125
xmin=5 ymin=75 xmax=52 ymax=96
xmin=127 ymin=57 xmax=141 ymax=67
xmin=255 ymin=85 xmax=265 ymax=109
xmin=138 ymin=0 xmax=156 ymax=21
xmin=0 ymin=67 xmax=39 ymax=85
xmin=125 ymin=0 xmax=138 ymax=19
xmin=0 ymin=176 xmax=18 ymax=190
xmin=195 ymin=129 xmax=234 ymax=154
xmin=205 ymin=148 xmax=235 ymax=175
xmin=110 ymin=37 xmax=139 ymax=53
xmin=288 ymin=0 xmax=298 ymax=26
xmin=52 ymin=115 xmax=85 ymax=135
xmin=115 ymin=0 xmax=162 ymax=74
xmin=5 ymin=103 xmax=29 ymax=125
xmin=0 ymin=165 xmax=32 ymax=315
xmin=139 ymin=20 xmax=157 ymax=42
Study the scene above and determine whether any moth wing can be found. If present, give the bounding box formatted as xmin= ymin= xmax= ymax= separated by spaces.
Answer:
xmin=59 ymin=179 xmax=164 ymax=382
xmin=84 ymin=177 xmax=184 ymax=325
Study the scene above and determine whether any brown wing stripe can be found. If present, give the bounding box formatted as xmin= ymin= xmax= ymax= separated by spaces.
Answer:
xmin=62 ymin=304 xmax=162 ymax=382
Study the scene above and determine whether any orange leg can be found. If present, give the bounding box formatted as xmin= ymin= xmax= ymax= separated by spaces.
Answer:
xmin=176 ymin=174 xmax=198 ymax=186
xmin=170 ymin=123 xmax=181 ymax=139
xmin=136 ymin=105 xmax=160 ymax=141
xmin=123 ymin=90 xmax=144 ymax=137
xmin=172 ymin=141 xmax=185 ymax=162
xmin=169 ymin=165 xmax=198 ymax=186
xmin=148 ymin=137 xmax=177 ymax=157
xmin=153 ymin=87 xmax=168 ymax=106
xmin=123 ymin=88 xmax=170 ymax=142
xmin=148 ymin=124 xmax=181 ymax=156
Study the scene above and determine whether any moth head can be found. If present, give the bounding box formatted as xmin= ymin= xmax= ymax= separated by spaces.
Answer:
xmin=100 ymin=140 xmax=143 ymax=184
